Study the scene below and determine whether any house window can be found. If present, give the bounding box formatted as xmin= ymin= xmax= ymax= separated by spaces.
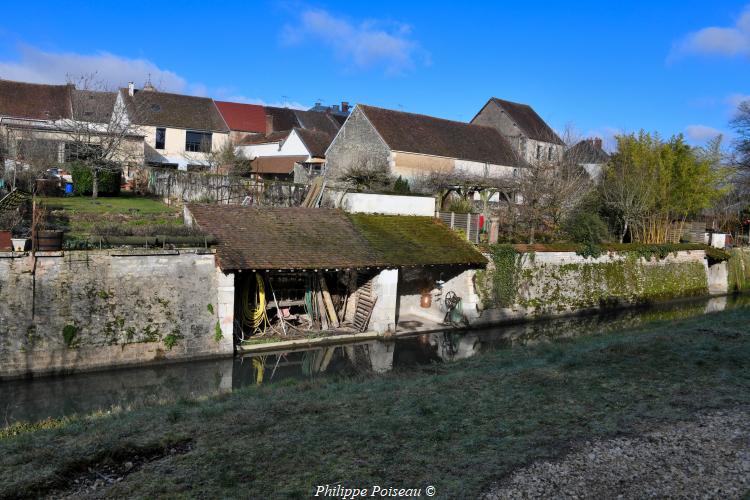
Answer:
xmin=185 ymin=131 xmax=212 ymax=153
xmin=536 ymin=145 xmax=542 ymax=160
xmin=64 ymin=143 xmax=103 ymax=162
xmin=155 ymin=128 xmax=166 ymax=150
xmin=548 ymin=147 xmax=553 ymax=161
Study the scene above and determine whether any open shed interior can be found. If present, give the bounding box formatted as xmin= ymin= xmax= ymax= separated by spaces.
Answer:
xmin=234 ymin=269 xmax=378 ymax=341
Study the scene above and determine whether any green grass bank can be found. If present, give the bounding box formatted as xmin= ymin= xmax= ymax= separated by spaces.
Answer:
xmin=1 ymin=306 xmax=749 ymax=498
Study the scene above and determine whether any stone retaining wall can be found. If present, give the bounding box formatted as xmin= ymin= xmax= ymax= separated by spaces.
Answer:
xmin=473 ymin=249 xmax=715 ymax=325
xmin=0 ymin=250 xmax=233 ymax=379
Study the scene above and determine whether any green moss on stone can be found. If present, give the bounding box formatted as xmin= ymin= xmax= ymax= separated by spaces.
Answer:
xmin=62 ymin=325 xmax=78 ymax=348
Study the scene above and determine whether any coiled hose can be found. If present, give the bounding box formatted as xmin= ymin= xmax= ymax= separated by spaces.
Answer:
xmin=243 ymin=273 xmax=269 ymax=335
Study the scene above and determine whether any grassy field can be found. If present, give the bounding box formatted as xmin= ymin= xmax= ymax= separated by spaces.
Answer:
xmin=39 ymin=194 xmax=182 ymax=238
xmin=1 ymin=307 xmax=749 ymax=498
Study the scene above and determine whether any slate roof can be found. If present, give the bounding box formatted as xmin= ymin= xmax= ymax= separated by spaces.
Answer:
xmin=120 ymin=89 xmax=229 ymax=132
xmin=565 ymin=139 xmax=610 ymax=164
xmin=293 ymin=110 xmax=341 ymax=136
xmin=295 ymin=127 xmax=335 ymax=157
xmin=0 ymin=79 xmax=72 ymax=120
xmin=358 ymin=104 xmax=523 ymax=167
xmin=214 ymin=101 xmax=266 ymax=133
xmin=264 ymin=106 xmax=299 ymax=132
xmin=250 ymin=155 xmax=307 ymax=174
xmin=72 ymin=90 xmax=117 ymax=123
xmin=239 ymin=130 xmax=291 ymax=145
xmin=187 ymin=205 xmax=487 ymax=271
xmin=483 ymin=98 xmax=564 ymax=145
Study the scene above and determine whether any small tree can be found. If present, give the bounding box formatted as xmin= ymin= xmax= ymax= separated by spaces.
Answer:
xmin=62 ymin=74 xmax=144 ymax=198
xmin=600 ymin=131 xmax=724 ymax=243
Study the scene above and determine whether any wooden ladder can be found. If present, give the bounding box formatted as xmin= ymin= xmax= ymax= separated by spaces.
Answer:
xmin=353 ymin=274 xmax=377 ymax=333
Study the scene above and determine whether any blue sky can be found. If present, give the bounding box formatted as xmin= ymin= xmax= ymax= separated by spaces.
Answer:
xmin=0 ymin=1 xmax=747 ymax=148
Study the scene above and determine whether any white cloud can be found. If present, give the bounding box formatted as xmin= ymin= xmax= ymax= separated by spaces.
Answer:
xmin=0 ymin=44 xmax=308 ymax=109
xmin=0 ymin=45 xmax=188 ymax=91
xmin=217 ymin=93 xmax=308 ymax=110
xmin=670 ymin=5 xmax=750 ymax=60
xmin=727 ymin=92 xmax=750 ymax=109
xmin=281 ymin=9 xmax=428 ymax=75
xmin=685 ymin=124 xmax=723 ymax=142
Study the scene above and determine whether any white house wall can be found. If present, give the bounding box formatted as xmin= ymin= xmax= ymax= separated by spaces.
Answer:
xmin=144 ymin=126 xmax=229 ymax=170
xmin=236 ymin=130 xmax=309 ymax=160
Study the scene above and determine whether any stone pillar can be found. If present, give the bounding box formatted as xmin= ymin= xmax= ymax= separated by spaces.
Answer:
xmin=707 ymin=261 xmax=728 ymax=295
xmin=369 ymin=268 xmax=399 ymax=333
xmin=216 ymin=269 xmax=235 ymax=353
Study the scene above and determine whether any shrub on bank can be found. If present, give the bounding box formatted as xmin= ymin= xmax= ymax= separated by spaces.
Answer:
xmin=70 ymin=163 xmax=122 ymax=196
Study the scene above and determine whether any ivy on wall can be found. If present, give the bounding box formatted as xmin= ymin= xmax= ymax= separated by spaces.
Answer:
xmin=728 ymin=249 xmax=750 ymax=292
xmin=474 ymin=245 xmax=524 ymax=308
xmin=476 ymin=244 xmax=711 ymax=314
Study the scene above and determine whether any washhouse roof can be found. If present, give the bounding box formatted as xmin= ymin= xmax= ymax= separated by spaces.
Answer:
xmin=186 ymin=205 xmax=487 ymax=271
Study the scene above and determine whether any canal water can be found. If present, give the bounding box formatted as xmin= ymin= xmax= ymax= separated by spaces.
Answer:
xmin=2 ymin=294 xmax=748 ymax=427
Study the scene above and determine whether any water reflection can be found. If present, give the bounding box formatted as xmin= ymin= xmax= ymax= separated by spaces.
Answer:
xmin=2 ymin=294 xmax=748 ymax=427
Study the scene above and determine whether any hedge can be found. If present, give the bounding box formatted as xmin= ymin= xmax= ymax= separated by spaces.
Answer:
xmin=70 ymin=163 xmax=122 ymax=196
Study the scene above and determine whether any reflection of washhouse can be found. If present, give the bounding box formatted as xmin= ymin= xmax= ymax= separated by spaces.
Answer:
xmin=233 ymin=341 xmax=396 ymax=386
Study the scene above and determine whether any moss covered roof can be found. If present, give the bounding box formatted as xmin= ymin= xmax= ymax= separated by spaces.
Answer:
xmin=188 ymin=205 xmax=486 ymax=271
xmin=348 ymin=214 xmax=487 ymax=267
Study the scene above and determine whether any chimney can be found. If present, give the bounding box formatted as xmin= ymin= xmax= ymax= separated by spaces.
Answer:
xmin=592 ymin=137 xmax=602 ymax=149
xmin=265 ymin=114 xmax=274 ymax=134
xmin=341 ymin=101 xmax=350 ymax=113
xmin=127 ymin=82 xmax=135 ymax=96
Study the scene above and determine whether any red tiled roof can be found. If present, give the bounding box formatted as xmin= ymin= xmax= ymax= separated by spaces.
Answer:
xmin=215 ymin=101 xmax=267 ymax=133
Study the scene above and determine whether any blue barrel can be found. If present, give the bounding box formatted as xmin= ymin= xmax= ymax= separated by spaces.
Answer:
xmin=64 ymin=183 xmax=74 ymax=195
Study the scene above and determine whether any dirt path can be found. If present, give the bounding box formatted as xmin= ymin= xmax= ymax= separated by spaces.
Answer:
xmin=484 ymin=408 xmax=750 ymax=499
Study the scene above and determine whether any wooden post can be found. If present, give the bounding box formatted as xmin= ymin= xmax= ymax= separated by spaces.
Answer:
xmin=316 ymin=289 xmax=329 ymax=331
xmin=319 ymin=275 xmax=339 ymax=328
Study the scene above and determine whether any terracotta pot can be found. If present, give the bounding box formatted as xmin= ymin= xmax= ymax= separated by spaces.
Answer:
xmin=420 ymin=291 xmax=432 ymax=308
xmin=0 ymin=231 xmax=11 ymax=251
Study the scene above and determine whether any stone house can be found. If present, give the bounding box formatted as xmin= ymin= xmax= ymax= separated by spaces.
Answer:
xmin=117 ymin=82 xmax=230 ymax=171
xmin=564 ymin=137 xmax=610 ymax=181
xmin=325 ymin=104 xmax=523 ymax=185
xmin=471 ymin=97 xmax=565 ymax=164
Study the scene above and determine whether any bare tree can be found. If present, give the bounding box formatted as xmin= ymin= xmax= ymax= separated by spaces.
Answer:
xmin=62 ymin=74 xmax=145 ymax=198
xmin=336 ymin=152 xmax=393 ymax=191
xmin=0 ymin=128 xmax=59 ymax=193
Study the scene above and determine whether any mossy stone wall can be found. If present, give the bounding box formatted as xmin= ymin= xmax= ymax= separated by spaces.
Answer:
xmin=728 ymin=248 xmax=750 ymax=292
xmin=0 ymin=251 xmax=233 ymax=378
xmin=475 ymin=248 xmax=710 ymax=318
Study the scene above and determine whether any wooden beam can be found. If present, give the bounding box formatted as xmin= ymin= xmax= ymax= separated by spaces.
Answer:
xmin=319 ymin=276 xmax=340 ymax=328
